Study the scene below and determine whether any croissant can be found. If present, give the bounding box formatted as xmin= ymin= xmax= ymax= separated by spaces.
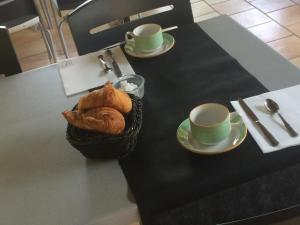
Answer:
xmin=77 ymin=88 xmax=104 ymax=111
xmin=78 ymin=83 xmax=132 ymax=113
xmin=62 ymin=107 xmax=125 ymax=135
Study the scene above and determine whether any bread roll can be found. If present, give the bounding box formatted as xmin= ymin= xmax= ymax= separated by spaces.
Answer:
xmin=62 ymin=107 xmax=125 ymax=135
xmin=78 ymin=83 xmax=132 ymax=113
xmin=77 ymin=88 xmax=104 ymax=111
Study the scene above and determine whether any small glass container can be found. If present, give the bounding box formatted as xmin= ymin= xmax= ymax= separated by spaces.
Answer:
xmin=113 ymin=74 xmax=145 ymax=98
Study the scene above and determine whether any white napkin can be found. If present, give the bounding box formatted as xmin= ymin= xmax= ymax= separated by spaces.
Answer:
xmin=231 ymin=84 xmax=300 ymax=153
xmin=59 ymin=46 xmax=135 ymax=96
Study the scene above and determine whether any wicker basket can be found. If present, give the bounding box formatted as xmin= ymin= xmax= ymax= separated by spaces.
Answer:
xmin=65 ymin=94 xmax=143 ymax=159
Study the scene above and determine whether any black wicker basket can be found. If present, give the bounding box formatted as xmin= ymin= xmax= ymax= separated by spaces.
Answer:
xmin=65 ymin=94 xmax=142 ymax=159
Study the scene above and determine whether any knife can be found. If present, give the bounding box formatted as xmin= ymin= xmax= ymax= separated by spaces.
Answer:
xmin=238 ymin=98 xmax=279 ymax=147
xmin=106 ymin=49 xmax=122 ymax=77
xmin=88 ymin=84 xmax=104 ymax=92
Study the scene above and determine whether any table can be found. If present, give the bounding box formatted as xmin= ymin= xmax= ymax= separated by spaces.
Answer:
xmin=1 ymin=16 xmax=300 ymax=225
xmin=121 ymin=18 xmax=300 ymax=225
xmin=0 ymin=65 xmax=138 ymax=225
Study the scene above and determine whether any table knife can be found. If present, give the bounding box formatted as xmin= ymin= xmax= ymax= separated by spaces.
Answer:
xmin=238 ymin=98 xmax=279 ymax=147
xmin=88 ymin=84 xmax=104 ymax=92
xmin=106 ymin=49 xmax=122 ymax=77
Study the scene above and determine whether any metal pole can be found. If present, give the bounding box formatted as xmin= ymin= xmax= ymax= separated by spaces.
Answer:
xmin=39 ymin=0 xmax=52 ymax=29
xmin=39 ymin=22 xmax=53 ymax=62
xmin=58 ymin=18 xmax=69 ymax=58
xmin=49 ymin=0 xmax=60 ymax=31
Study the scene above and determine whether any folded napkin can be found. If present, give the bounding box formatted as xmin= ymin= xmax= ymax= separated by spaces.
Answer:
xmin=59 ymin=46 xmax=135 ymax=96
xmin=231 ymin=84 xmax=300 ymax=153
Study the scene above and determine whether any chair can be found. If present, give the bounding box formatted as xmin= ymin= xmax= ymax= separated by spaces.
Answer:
xmin=45 ymin=0 xmax=86 ymax=28
xmin=38 ymin=0 xmax=87 ymax=32
xmin=56 ymin=0 xmax=87 ymax=13
xmin=62 ymin=0 xmax=194 ymax=56
xmin=45 ymin=0 xmax=87 ymax=58
xmin=0 ymin=0 xmax=56 ymax=62
xmin=0 ymin=26 xmax=21 ymax=76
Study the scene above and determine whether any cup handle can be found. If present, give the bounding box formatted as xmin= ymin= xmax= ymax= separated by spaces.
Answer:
xmin=125 ymin=31 xmax=135 ymax=43
xmin=230 ymin=112 xmax=243 ymax=125
xmin=125 ymin=32 xmax=135 ymax=52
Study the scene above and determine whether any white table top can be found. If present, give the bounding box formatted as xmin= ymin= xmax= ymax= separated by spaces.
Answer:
xmin=1 ymin=16 xmax=300 ymax=225
xmin=0 ymin=65 xmax=138 ymax=225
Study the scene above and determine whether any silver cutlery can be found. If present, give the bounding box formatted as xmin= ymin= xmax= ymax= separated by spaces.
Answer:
xmin=238 ymin=98 xmax=279 ymax=146
xmin=103 ymin=41 xmax=126 ymax=50
xmin=88 ymin=84 xmax=105 ymax=92
xmin=264 ymin=98 xmax=298 ymax=137
xmin=106 ymin=49 xmax=122 ymax=77
xmin=97 ymin=55 xmax=112 ymax=73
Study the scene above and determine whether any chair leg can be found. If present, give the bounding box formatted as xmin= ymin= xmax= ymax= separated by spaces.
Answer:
xmin=50 ymin=0 xmax=60 ymax=31
xmin=39 ymin=22 xmax=57 ymax=63
xmin=58 ymin=19 xmax=69 ymax=58
xmin=40 ymin=23 xmax=52 ymax=61
xmin=43 ymin=0 xmax=53 ymax=29
xmin=39 ymin=0 xmax=52 ymax=29
xmin=46 ymin=29 xmax=57 ymax=62
xmin=50 ymin=0 xmax=69 ymax=59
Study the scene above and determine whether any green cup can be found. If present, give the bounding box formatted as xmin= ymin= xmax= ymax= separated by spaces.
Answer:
xmin=189 ymin=103 xmax=231 ymax=145
xmin=125 ymin=24 xmax=164 ymax=52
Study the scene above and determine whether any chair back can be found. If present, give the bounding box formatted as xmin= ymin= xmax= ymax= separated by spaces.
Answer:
xmin=0 ymin=27 xmax=21 ymax=76
xmin=67 ymin=0 xmax=193 ymax=55
xmin=0 ymin=0 xmax=37 ymax=25
xmin=56 ymin=0 xmax=87 ymax=10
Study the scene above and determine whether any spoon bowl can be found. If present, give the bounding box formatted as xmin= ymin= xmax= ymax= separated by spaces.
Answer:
xmin=264 ymin=98 xmax=298 ymax=137
xmin=264 ymin=99 xmax=279 ymax=114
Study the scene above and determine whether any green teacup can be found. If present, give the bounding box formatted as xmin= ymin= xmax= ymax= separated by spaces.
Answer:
xmin=189 ymin=103 xmax=231 ymax=145
xmin=125 ymin=24 xmax=164 ymax=53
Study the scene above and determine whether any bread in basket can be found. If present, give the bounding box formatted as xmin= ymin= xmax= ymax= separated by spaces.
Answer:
xmin=62 ymin=83 xmax=142 ymax=159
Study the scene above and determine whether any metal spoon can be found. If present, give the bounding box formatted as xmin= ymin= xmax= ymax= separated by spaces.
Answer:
xmin=97 ymin=55 xmax=112 ymax=73
xmin=264 ymin=98 xmax=298 ymax=137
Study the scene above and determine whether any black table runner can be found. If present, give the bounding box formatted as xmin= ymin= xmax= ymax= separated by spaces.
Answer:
xmin=119 ymin=23 xmax=300 ymax=225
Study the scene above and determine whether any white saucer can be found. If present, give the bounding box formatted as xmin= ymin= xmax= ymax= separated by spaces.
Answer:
xmin=124 ymin=33 xmax=175 ymax=58
xmin=176 ymin=113 xmax=247 ymax=155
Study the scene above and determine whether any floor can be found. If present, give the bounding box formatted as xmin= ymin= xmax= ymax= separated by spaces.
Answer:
xmin=10 ymin=0 xmax=300 ymax=72
xmin=191 ymin=0 xmax=300 ymax=69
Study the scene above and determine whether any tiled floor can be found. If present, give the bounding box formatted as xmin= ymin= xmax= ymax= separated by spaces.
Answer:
xmin=192 ymin=0 xmax=300 ymax=69
xmin=11 ymin=0 xmax=300 ymax=71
